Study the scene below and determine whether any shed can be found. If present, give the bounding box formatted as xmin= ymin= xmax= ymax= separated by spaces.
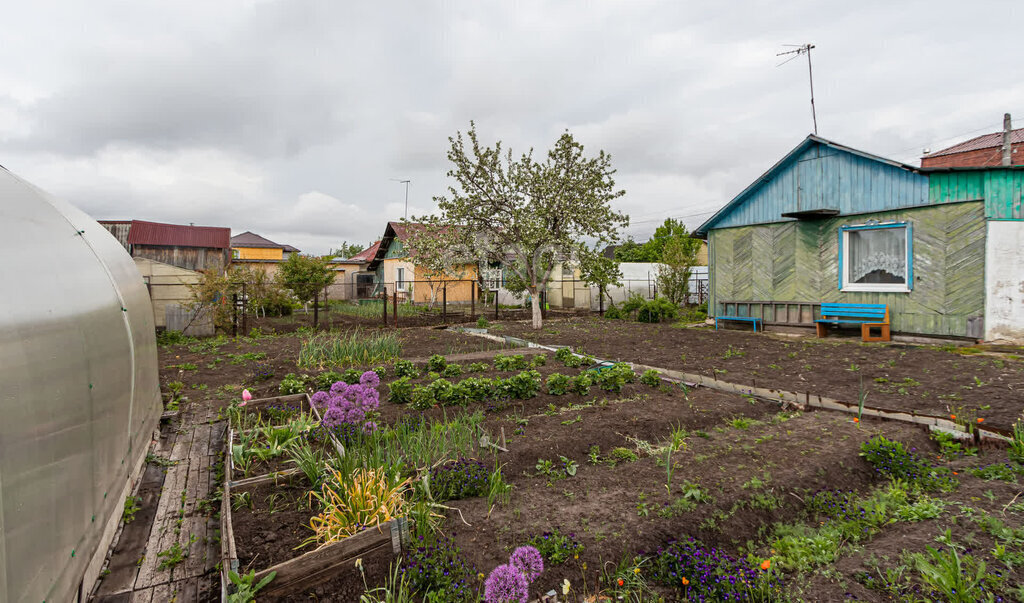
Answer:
xmin=100 ymin=219 xmax=232 ymax=273
xmin=695 ymin=135 xmax=988 ymax=339
xmin=0 ymin=167 xmax=161 ymax=601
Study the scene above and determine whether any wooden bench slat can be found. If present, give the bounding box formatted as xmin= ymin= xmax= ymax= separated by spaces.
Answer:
xmin=816 ymin=302 xmax=890 ymax=342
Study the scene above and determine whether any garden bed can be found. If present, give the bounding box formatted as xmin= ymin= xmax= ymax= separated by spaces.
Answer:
xmin=496 ymin=317 xmax=1024 ymax=432
xmin=162 ymin=324 xmax=1024 ymax=601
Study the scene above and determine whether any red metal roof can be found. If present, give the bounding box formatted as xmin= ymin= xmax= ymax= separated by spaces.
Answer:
xmin=349 ymin=241 xmax=380 ymax=262
xmin=127 ymin=220 xmax=230 ymax=249
xmin=925 ymin=128 xmax=1024 ymax=158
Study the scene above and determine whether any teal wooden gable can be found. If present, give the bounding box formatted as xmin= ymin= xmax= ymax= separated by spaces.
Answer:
xmin=696 ymin=136 xmax=930 ymax=236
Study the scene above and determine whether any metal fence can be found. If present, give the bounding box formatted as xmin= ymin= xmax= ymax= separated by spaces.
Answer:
xmin=199 ymin=275 xmax=710 ymax=333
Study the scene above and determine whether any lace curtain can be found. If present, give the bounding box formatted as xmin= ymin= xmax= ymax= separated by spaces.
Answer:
xmin=848 ymin=228 xmax=905 ymax=284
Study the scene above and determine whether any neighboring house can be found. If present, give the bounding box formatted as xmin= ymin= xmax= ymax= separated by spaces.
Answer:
xmin=921 ymin=114 xmax=1023 ymax=168
xmin=325 ymin=249 xmax=374 ymax=301
xmin=331 ymin=241 xmax=381 ymax=300
xmin=230 ymin=231 xmax=300 ymax=275
xmin=99 ymin=219 xmax=231 ymax=273
xmin=366 ymin=222 xmax=478 ymax=303
xmin=695 ymin=134 xmax=1014 ymax=341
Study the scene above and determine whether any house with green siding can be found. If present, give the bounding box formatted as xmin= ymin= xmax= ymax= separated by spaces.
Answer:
xmin=695 ymin=135 xmax=1024 ymax=342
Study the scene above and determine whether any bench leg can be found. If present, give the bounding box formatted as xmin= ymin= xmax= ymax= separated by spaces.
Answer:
xmin=861 ymin=323 xmax=891 ymax=342
xmin=816 ymin=323 xmax=828 ymax=338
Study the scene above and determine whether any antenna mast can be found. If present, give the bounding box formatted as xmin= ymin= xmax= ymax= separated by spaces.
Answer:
xmin=777 ymin=43 xmax=818 ymax=134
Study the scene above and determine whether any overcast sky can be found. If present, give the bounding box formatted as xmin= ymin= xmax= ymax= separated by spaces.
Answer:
xmin=2 ymin=1 xmax=1021 ymax=255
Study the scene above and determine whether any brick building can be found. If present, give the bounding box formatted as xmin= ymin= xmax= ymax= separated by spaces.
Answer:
xmin=922 ymin=114 xmax=1023 ymax=168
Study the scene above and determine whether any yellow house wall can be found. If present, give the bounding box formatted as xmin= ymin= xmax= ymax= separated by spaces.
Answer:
xmin=696 ymin=241 xmax=709 ymax=266
xmin=412 ymin=263 xmax=478 ymax=303
xmin=234 ymin=246 xmax=283 ymax=260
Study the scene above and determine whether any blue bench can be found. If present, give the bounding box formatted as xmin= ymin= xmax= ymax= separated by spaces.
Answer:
xmin=715 ymin=315 xmax=762 ymax=332
xmin=815 ymin=303 xmax=890 ymax=342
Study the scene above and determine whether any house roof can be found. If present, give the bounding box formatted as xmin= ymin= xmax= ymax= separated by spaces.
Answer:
xmin=230 ymin=231 xmax=302 ymax=253
xmin=694 ymin=135 xmax=920 ymax=237
xmin=349 ymin=241 xmax=381 ymax=263
xmin=924 ymin=128 xmax=1024 ymax=158
xmin=366 ymin=222 xmax=468 ymax=271
xmin=126 ymin=219 xmax=230 ymax=248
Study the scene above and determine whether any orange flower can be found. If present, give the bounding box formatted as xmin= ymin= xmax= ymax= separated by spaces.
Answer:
xmin=681 ymin=577 xmax=690 ymax=585
xmin=977 ymin=418 xmax=984 ymax=423
xmin=953 ymin=471 xmax=959 ymax=475
xmin=761 ymin=559 xmax=771 ymax=571
xmin=950 ymin=414 xmax=956 ymax=420
xmin=617 ymin=578 xmax=624 ymax=587
xmin=853 ymin=417 xmax=859 ymax=423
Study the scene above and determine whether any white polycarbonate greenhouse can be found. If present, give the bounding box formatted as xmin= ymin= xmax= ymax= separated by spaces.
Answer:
xmin=0 ymin=166 xmax=161 ymax=602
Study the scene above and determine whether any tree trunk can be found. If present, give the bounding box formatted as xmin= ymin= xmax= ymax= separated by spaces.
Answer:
xmin=530 ymin=290 xmax=543 ymax=329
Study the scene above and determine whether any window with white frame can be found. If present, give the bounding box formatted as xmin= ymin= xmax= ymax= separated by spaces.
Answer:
xmin=482 ymin=267 xmax=502 ymax=291
xmin=839 ymin=222 xmax=912 ymax=292
xmin=396 ymin=267 xmax=406 ymax=290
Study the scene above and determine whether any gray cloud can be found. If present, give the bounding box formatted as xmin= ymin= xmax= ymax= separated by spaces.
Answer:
xmin=0 ymin=0 xmax=1020 ymax=252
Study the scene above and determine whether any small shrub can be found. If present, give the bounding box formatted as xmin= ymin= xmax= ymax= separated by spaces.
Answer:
xmin=609 ymin=447 xmax=639 ymax=464
xmin=530 ymin=354 xmax=547 ymax=367
xmin=315 ymin=371 xmax=344 ymax=391
xmin=428 ymin=458 xmax=490 ymax=501
xmin=476 ymin=316 xmax=490 ymax=328
xmin=546 ymin=373 xmax=571 ymax=396
xmin=527 ymin=529 xmax=584 ymax=565
xmin=570 ymin=373 xmax=592 ymax=395
xmin=555 ymin=347 xmax=583 ymax=368
xmin=637 ymin=296 xmax=679 ymax=323
xmin=278 ymin=373 xmax=306 ymax=395
xmin=388 ymin=377 xmax=414 ymax=404
xmin=499 ymin=370 xmax=542 ymax=399
xmin=640 ymin=369 xmax=662 ymax=387
xmin=467 ymin=362 xmax=490 ymax=373
xmin=158 ymin=330 xmax=197 ymax=346
xmin=342 ymin=368 xmax=363 ymax=384
xmin=393 ymin=359 xmax=419 ymax=379
xmin=494 ymin=354 xmax=528 ymax=371
xmin=596 ymin=363 xmax=636 ymax=393
xmin=603 ymin=304 xmax=623 ymax=319
xmin=442 ymin=364 xmax=464 ymax=378
xmin=427 ymin=354 xmax=448 ymax=372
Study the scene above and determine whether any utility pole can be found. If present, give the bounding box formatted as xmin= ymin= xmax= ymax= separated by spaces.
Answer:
xmin=778 ymin=43 xmax=818 ymax=135
xmin=391 ymin=179 xmax=411 ymax=219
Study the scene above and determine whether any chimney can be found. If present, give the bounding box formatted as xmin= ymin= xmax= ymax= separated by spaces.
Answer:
xmin=1002 ymin=113 xmax=1012 ymax=166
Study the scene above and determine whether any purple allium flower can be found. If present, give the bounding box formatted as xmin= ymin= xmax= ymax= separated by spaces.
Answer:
xmin=330 ymin=381 xmax=349 ymax=395
xmin=359 ymin=370 xmax=381 ymax=388
xmin=484 ymin=564 xmax=528 ymax=603
xmin=509 ymin=546 xmax=543 ymax=584
xmin=310 ymin=390 xmax=329 ymax=408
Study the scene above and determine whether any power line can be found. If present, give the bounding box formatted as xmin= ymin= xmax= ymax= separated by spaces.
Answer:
xmin=628 ymin=209 xmax=717 ymax=226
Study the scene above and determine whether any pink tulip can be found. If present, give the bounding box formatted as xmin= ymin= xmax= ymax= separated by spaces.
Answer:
xmin=242 ymin=389 xmax=252 ymax=401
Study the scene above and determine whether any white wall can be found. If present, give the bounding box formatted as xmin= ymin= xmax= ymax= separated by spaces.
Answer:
xmin=985 ymin=221 xmax=1024 ymax=342
xmin=591 ymin=263 xmax=708 ymax=309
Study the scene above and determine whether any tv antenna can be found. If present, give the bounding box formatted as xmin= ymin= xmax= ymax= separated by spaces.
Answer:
xmin=390 ymin=179 xmax=411 ymax=219
xmin=777 ymin=43 xmax=818 ymax=135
